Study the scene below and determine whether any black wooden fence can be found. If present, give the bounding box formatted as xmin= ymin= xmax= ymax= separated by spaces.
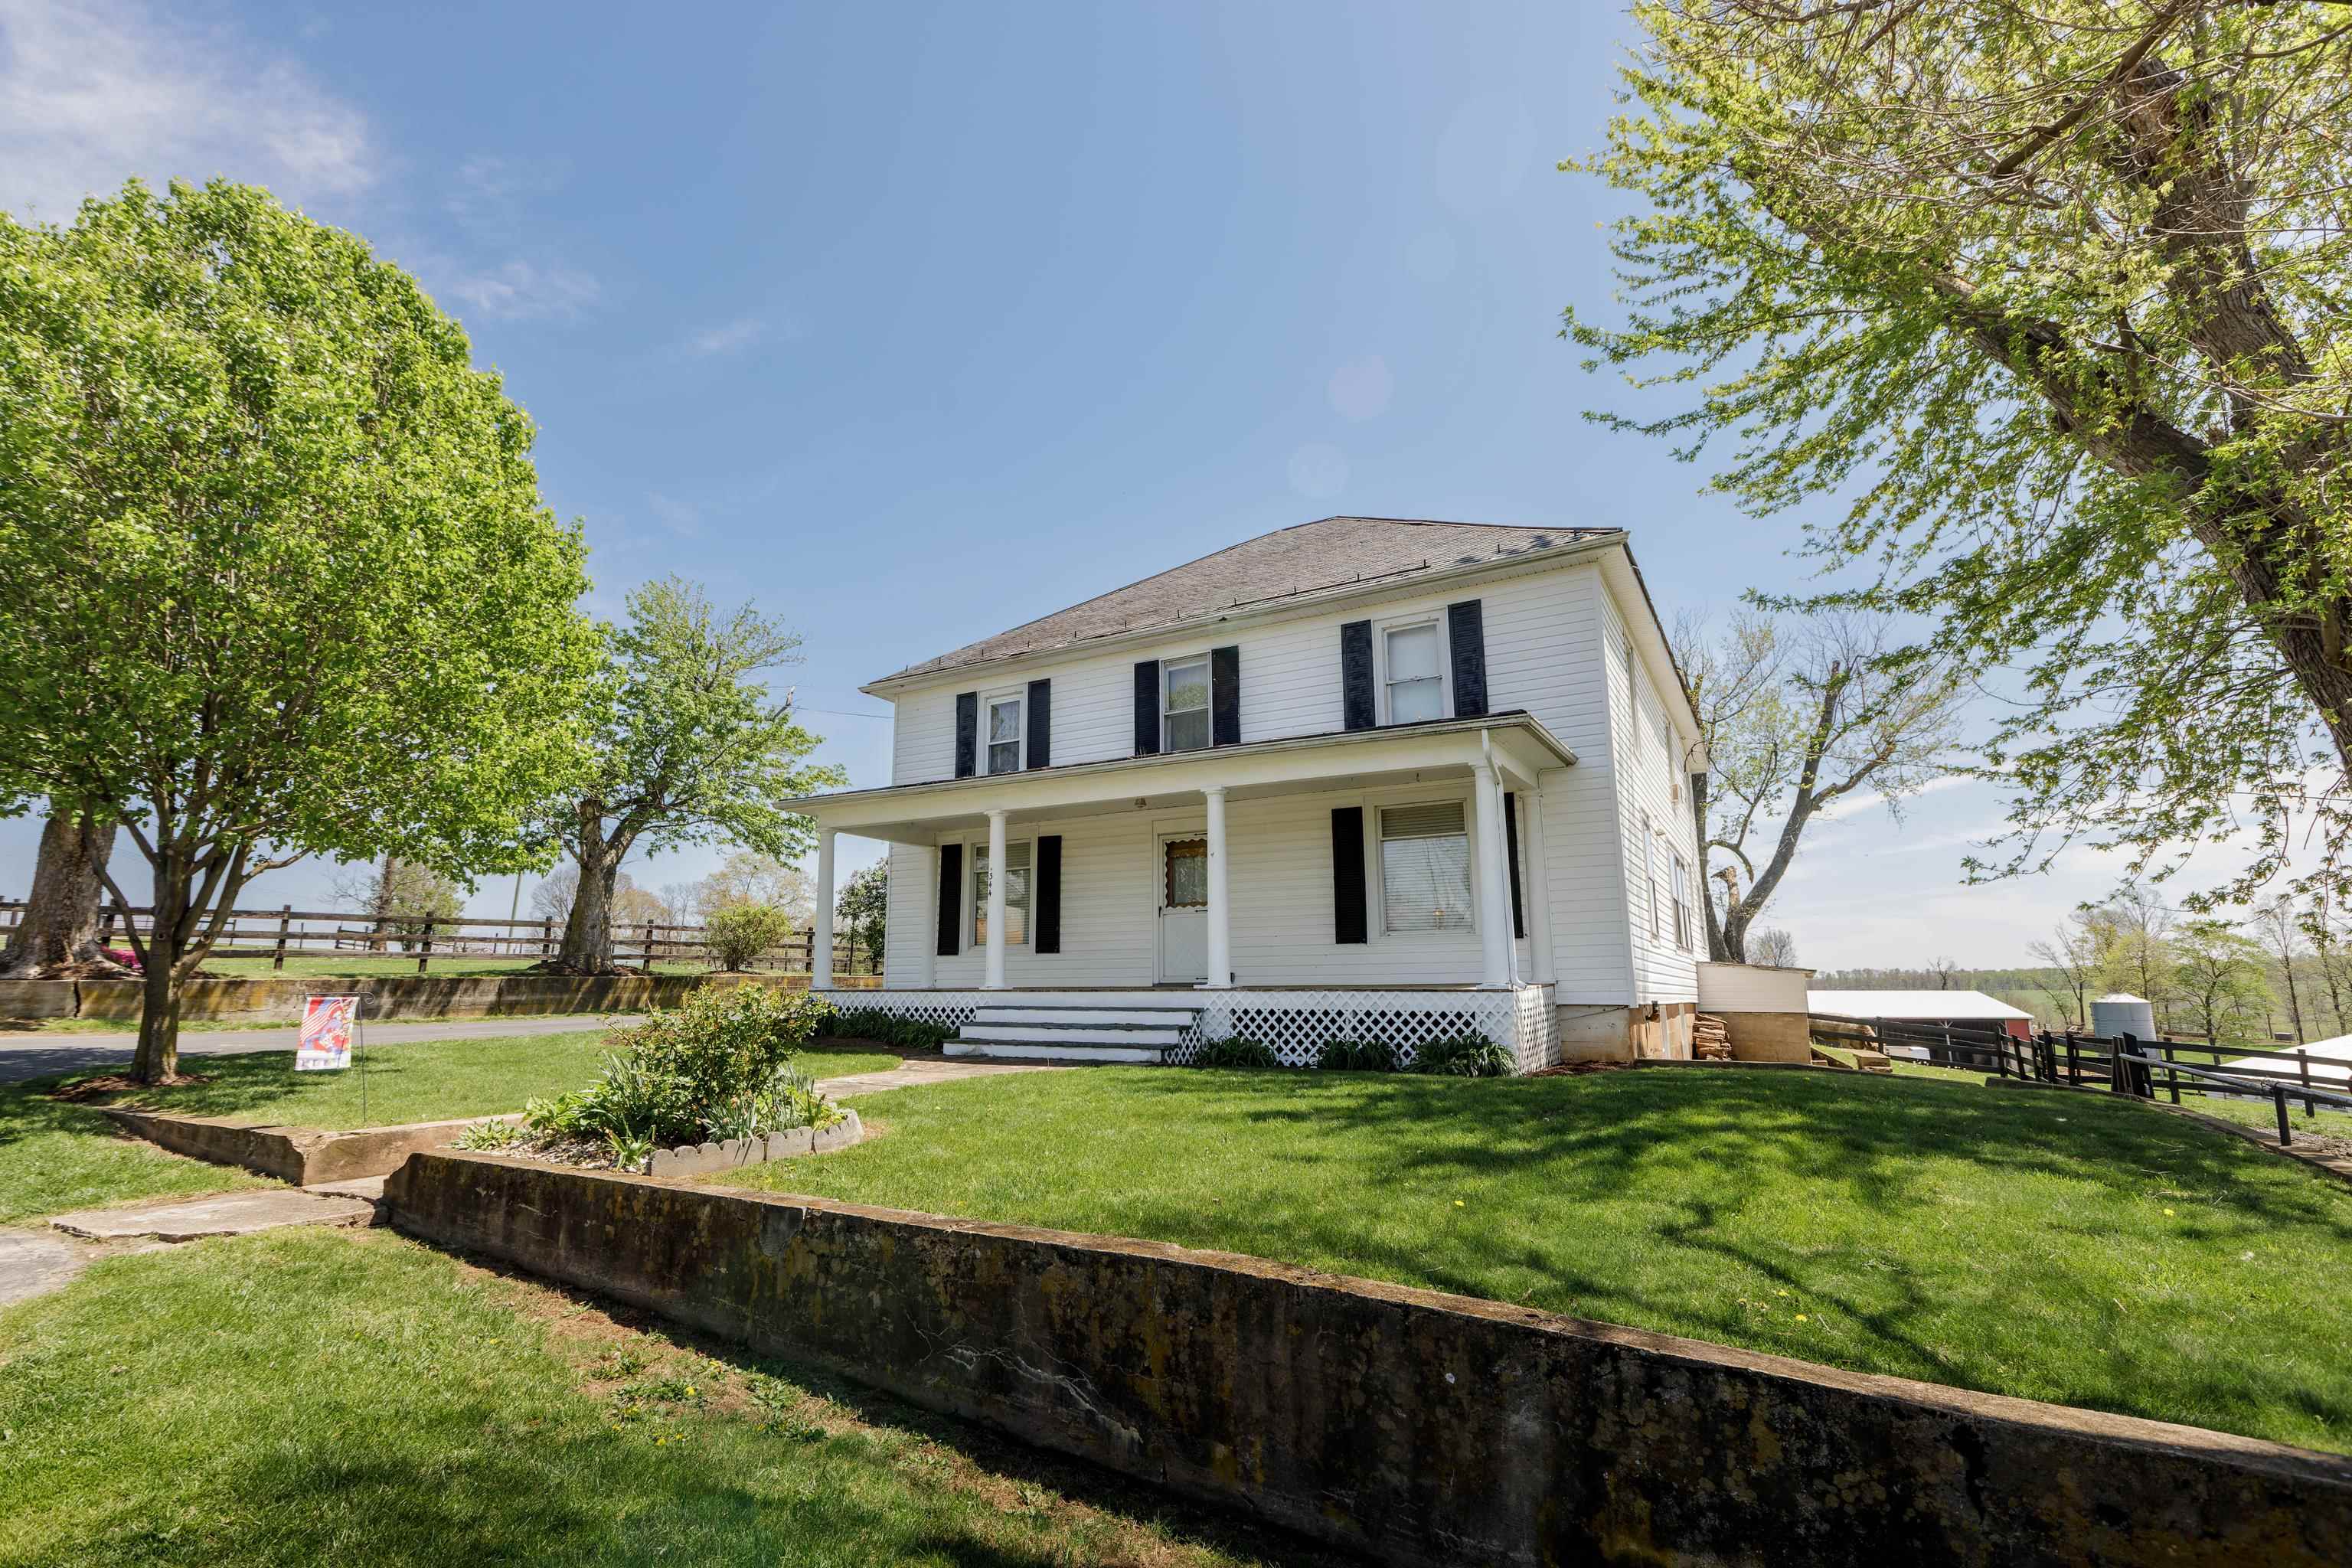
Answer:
xmin=0 ymin=899 xmax=882 ymax=978
xmin=1811 ymin=1011 xmax=2352 ymax=1148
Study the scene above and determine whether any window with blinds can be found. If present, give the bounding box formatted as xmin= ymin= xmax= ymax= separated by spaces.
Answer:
xmin=1380 ymin=801 xmax=1472 ymax=934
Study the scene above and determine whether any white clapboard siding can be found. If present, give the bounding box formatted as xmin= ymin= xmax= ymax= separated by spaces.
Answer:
xmin=872 ymin=553 xmax=1700 ymax=1006
xmin=1601 ymin=586 xmax=1702 ymax=1004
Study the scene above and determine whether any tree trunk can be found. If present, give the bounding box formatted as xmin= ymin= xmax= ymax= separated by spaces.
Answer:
xmin=1692 ymin=771 xmax=1733 ymax=962
xmin=130 ymin=866 xmax=189 ymax=1083
xmin=555 ymin=838 xmax=623 ymax=973
xmin=0 ymin=808 xmax=118 ymax=977
xmin=2280 ymin=955 xmax=2306 ymax=1043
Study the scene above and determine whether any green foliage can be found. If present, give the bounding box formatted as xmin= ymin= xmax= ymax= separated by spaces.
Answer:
xmin=1190 ymin=1036 xmax=1278 ymax=1070
xmin=0 ymin=179 xmax=600 ymax=1076
xmin=454 ymin=1118 xmax=529 ymax=1152
xmin=831 ymin=1010 xmax=956 ymax=1052
xmin=549 ymin=578 xmax=847 ymax=969
xmin=835 ymin=864 xmax=888 ymax=971
xmin=525 ymin=985 xmax=839 ymax=1149
xmin=1568 ymin=5 xmax=2352 ymax=910
xmin=1406 ymin=1033 xmax=1514 ymax=1078
xmin=1315 ymin=1037 xmax=1400 ymax=1073
xmin=704 ymin=902 xmax=792 ymax=972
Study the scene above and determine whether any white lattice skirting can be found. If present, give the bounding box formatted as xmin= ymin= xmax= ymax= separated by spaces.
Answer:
xmin=814 ymin=986 xmax=1560 ymax=1073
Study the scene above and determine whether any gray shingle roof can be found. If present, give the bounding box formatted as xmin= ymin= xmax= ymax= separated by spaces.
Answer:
xmin=878 ymin=515 xmax=1621 ymax=684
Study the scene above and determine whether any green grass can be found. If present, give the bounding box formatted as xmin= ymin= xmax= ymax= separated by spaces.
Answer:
xmin=722 ymin=1067 xmax=2352 ymax=1453
xmin=64 ymin=1034 xmax=903 ymax=1132
xmin=2174 ymin=1089 xmax=2352 ymax=1141
xmin=0 ymin=1083 xmax=266 ymax=1225
xmin=0 ymin=1017 xmax=299 ymax=1036
xmin=0 ymin=1037 xmax=903 ymax=1223
xmin=0 ymin=1227 xmax=1328 ymax=1567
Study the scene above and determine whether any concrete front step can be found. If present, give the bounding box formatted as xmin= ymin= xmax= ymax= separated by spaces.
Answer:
xmin=971 ymin=1007 xmax=1198 ymax=1029
xmin=945 ymin=1039 xmax=1166 ymax=1064
xmin=961 ymin=1021 xmax=1188 ymax=1047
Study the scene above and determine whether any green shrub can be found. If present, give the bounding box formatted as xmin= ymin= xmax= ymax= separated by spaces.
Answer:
xmin=704 ymin=902 xmax=794 ymax=971
xmin=1191 ymin=1036 xmax=1279 ymax=1070
xmin=1316 ymin=1037 xmax=1400 ymax=1073
xmin=453 ymin=1118 xmax=528 ymax=1151
xmin=525 ymin=985 xmax=838 ymax=1149
xmin=1407 ymin=1032 xmax=1516 ymax=1078
xmin=832 ymin=1010 xmax=957 ymax=1052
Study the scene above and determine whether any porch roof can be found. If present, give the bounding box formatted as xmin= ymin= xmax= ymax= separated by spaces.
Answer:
xmin=786 ymin=711 xmax=1576 ymax=843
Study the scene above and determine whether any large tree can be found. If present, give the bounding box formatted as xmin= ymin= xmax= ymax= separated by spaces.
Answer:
xmin=0 ymin=180 xmax=599 ymax=1080
xmin=1681 ymin=610 xmax=1964 ymax=961
xmin=1571 ymin=2 xmax=2352 ymax=910
xmin=544 ymin=577 xmax=842 ymax=973
xmin=0 ymin=806 xmax=119 ymax=978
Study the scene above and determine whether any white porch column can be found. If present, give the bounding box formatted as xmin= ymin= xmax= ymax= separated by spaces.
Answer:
xmin=910 ymin=843 xmax=937 ymax=988
xmin=982 ymin=808 xmax=1008 ymax=989
xmin=1471 ymin=759 xmax=1513 ymax=988
xmin=1521 ymin=780 xmax=1557 ymax=985
xmin=1202 ymin=785 xmax=1233 ymax=988
xmin=812 ymin=828 xmax=838 ymax=988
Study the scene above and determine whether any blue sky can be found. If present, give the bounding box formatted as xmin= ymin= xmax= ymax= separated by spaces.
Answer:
xmin=0 ymin=0 xmax=2241 ymax=967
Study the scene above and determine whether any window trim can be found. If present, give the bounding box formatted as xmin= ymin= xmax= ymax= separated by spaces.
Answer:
xmin=1641 ymin=810 xmax=1662 ymax=940
xmin=1372 ymin=613 xmax=1452 ymax=727
xmin=967 ymin=833 xmax=1036 ymax=950
xmin=981 ymin=688 xmax=1024 ymax=776
xmin=1670 ymin=851 xmax=1692 ymax=952
xmin=1370 ymin=791 xmax=1479 ymax=939
xmin=1161 ymin=653 xmax=1212 ymax=753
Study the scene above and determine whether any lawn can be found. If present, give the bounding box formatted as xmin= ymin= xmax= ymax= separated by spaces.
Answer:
xmin=70 ymin=1034 xmax=903 ymax=1132
xmin=0 ymin=1227 xmax=1334 ymax=1568
xmin=0 ymin=1086 xmax=266 ymax=1226
xmin=722 ymin=1066 xmax=2352 ymax=1454
xmin=0 ymin=1037 xmax=901 ymax=1224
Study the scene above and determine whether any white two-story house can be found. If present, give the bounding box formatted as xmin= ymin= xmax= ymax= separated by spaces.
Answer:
xmin=793 ymin=516 xmax=1707 ymax=1070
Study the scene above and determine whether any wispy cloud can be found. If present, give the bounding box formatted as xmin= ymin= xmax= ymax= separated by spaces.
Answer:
xmin=683 ymin=316 xmax=769 ymax=357
xmin=0 ymin=0 xmax=374 ymax=221
xmin=1815 ymin=773 xmax=1978 ymax=823
xmin=443 ymin=259 xmax=601 ymax=322
xmin=645 ymin=493 xmax=702 ymax=539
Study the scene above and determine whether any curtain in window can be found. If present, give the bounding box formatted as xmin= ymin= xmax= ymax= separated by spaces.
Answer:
xmin=1385 ymin=625 xmax=1443 ymax=723
xmin=1164 ymin=658 xmax=1210 ymax=752
xmin=987 ymin=698 xmax=1021 ymax=775
xmin=972 ymin=841 xmax=1031 ymax=946
xmin=1380 ymin=802 xmax=1471 ymax=932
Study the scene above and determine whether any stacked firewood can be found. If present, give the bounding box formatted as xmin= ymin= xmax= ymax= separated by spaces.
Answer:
xmin=1693 ymin=1013 xmax=1733 ymax=1060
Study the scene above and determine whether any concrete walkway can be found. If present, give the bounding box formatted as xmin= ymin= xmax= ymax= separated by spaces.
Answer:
xmin=0 ymin=1012 xmax=640 ymax=1086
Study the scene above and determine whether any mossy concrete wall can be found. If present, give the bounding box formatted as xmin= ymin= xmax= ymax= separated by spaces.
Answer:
xmin=385 ymin=1150 xmax=2352 ymax=1568
xmin=1 ymin=971 xmax=881 ymax=1023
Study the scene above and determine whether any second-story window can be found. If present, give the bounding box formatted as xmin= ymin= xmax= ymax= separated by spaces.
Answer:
xmin=985 ymin=693 xmax=1023 ymax=775
xmin=1383 ymin=622 xmax=1444 ymax=724
xmin=1163 ymin=655 xmax=1210 ymax=752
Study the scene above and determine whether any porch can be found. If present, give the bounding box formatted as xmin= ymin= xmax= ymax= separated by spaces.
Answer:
xmin=796 ymin=711 xmax=1576 ymax=988
xmin=815 ymin=984 xmax=1561 ymax=1071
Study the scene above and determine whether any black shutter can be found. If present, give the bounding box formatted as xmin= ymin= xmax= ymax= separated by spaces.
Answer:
xmin=935 ymin=844 xmax=962 ymax=956
xmin=1034 ymin=835 xmax=1062 ymax=954
xmin=1026 ymin=679 xmax=1051 ymax=770
xmin=1448 ymin=599 xmax=1488 ymax=717
xmin=1210 ymin=645 xmax=1240 ymax=746
xmin=1340 ymin=621 xmax=1375 ymax=730
xmin=953 ymin=692 xmax=978 ymax=778
xmin=1331 ymin=806 xmax=1368 ymax=945
xmin=1504 ymin=792 xmax=1524 ymax=940
xmin=1132 ymin=661 xmax=1161 ymax=755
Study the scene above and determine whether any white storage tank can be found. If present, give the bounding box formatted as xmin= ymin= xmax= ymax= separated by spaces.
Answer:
xmin=2092 ymin=993 xmax=2157 ymax=1040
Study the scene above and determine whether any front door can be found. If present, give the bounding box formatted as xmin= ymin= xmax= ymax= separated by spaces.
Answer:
xmin=1156 ymin=835 xmax=1207 ymax=984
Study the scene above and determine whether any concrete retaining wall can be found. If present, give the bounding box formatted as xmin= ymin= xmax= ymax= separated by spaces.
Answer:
xmin=104 ymin=1108 xmax=521 ymax=1184
xmin=2 ymin=970 xmax=882 ymax=1024
xmin=384 ymin=1151 xmax=2352 ymax=1568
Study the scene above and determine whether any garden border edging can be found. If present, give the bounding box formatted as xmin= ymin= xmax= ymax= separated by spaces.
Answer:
xmin=102 ymin=1107 xmax=524 ymax=1185
xmin=383 ymin=1148 xmax=2352 ymax=1568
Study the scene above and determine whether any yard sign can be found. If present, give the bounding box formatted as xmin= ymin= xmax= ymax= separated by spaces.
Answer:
xmin=296 ymin=995 xmax=360 ymax=1071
